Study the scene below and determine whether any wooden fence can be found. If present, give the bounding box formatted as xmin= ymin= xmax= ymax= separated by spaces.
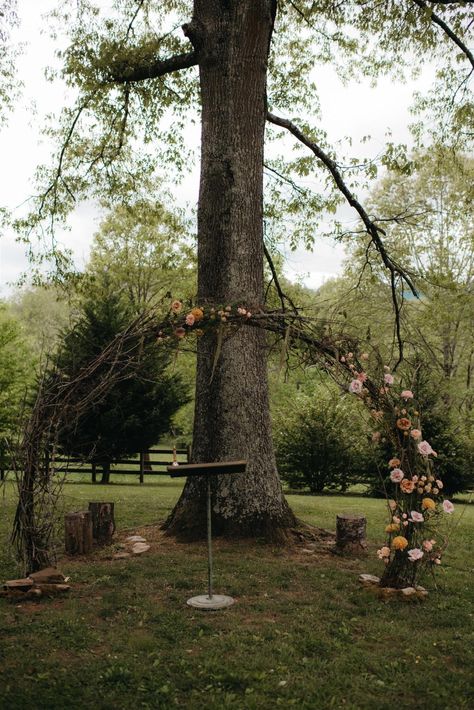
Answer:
xmin=0 ymin=446 xmax=190 ymax=484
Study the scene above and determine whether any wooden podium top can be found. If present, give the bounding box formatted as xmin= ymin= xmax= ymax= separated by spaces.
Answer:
xmin=166 ymin=460 xmax=247 ymax=478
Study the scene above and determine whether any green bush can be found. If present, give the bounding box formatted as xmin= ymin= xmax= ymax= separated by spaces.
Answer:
xmin=274 ymin=388 xmax=371 ymax=493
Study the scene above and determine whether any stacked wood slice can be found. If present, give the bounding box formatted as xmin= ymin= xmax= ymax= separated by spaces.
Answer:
xmin=0 ymin=567 xmax=71 ymax=600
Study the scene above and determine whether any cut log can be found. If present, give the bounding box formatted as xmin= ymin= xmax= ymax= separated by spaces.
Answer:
xmin=35 ymin=583 xmax=71 ymax=595
xmin=4 ymin=578 xmax=34 ymax=592
xmin=65 ymin=511 xmax=93 ymax=555
xmin=29 ymin=567 xmax=65 ymax=584
xmin=88 ymin=502 xmax=115 ymax=544
xmin=334 ymin=514 xmax=367 ymax=555
xmin=0 ymin=587 xmax=43 ymax=600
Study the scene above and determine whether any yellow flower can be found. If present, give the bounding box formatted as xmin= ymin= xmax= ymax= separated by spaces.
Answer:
xmin=422 ymin=498 xmax=436 ymax=511
xmin=191 ymin=307 xmax=204 ymax=322
xmin=392 ymin=536 xmax=409 ymax=551
xmin=385 ymin=523 xmax=400 ymax=533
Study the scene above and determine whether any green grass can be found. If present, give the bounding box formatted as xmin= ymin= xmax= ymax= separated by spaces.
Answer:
xmin=0 ymin=479 xmax=473 ymax=709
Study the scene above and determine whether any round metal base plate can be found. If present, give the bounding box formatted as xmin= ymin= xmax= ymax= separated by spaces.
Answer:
xmin=187 ymin=594 xmax=235 ymax=610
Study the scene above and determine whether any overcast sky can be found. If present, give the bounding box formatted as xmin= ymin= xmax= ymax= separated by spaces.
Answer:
xmin=0 ymin=1 xmax=435 ymax=298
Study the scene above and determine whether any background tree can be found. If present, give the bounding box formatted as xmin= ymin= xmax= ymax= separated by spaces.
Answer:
xmin=54 ymin=279 xmax=189 ymax=483
xmin=0 ymin=0 xmax=19 ymax=123
xmin=7 ymin=285 xmax=73 ymax=360
xmin=14 ymin=1 xmax=474 ymax=539
xmin=0 ymin=305 xmax=34 ymax=462
xmin=86 ymin=199 xmax=196 ymax=313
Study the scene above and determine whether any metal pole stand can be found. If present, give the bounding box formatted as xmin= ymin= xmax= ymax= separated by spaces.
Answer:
xmin=187 ymin=477 xmax=235 ymax=610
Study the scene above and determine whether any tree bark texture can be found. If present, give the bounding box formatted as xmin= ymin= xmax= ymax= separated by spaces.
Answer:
xmin=165 ymin=0 xmax=295 ymax=540
xmin=334 ymin=514 xmax=368 ymax=556
xmin=88 ymin=502 xmax=115 ymax=544
xmin=65 ymin=511 xmax=93 ymax=555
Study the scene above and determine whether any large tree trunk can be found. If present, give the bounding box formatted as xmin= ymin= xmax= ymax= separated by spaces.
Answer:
xmin=165 ymin=0 xmax=295 ymax=541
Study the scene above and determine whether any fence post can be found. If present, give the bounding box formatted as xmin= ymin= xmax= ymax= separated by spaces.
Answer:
xmin=139 ymin=452 xmax=145 ymax=484
xmin=187 ymin=444 xmax=192 ymax=464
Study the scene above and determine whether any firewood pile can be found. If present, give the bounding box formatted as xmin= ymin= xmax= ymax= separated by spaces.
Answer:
xmin=0 ymin=567 xmax=70 ymax=600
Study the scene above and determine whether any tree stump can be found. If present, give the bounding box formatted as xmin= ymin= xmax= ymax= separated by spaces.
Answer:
xmin=65 ymin=511 xmax=93 ymax=555
xmin=334 ymin=514 xmax=367 ymax=555
xmin=88 ymin=502 xmax=115 ymax=544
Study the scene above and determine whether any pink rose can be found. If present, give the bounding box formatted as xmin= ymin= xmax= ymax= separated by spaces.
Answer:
xmin=170 ymin=299 xmax=183 ymax=314
xmin=407 ymin=548 xmax=424 ymax=562
xmin=401 ymin=390 xmax=414 ymax=399
xmin=371 ymin=432 xmax=381 ymax=443
xmin=418 ymin=440 xmax=436 ymax=457
xmin=410 ymin=511 xmax=424 ymax=523
xmin=357 ymin=372 xmax=368 ymax=382
xmin=349 ymin=379 xmax=363 ymax=394
xmin=384 ymin=373 xmax=394 ymax=385
xmin=442 ymin=500 xmax=454 ymax=514
xmin=390 ymin=468 xmax=404 ymax=483
xmin=410 ymin=429 xmax=422 ymax=440
xmin=422 ymin=540 xmax=433 ymax=552
xmin=185 ymin=313 xmax=195 ymax=326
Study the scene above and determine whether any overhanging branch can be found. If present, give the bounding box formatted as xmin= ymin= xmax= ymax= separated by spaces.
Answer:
xmin=412 ymin=0 xmax=474 ymax=70
xmin=266 ymin=111 xmax=418 ymax=367
xmin=107 ymin=50 xmax=198 ymax=84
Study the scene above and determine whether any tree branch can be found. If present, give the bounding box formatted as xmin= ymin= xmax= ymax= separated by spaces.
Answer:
xmin=107 ymin=50 xmax=198 ymax=84
xmin=266 ymin=110 xmax=417 ymax=367
xmin=412 ymin=0 xmax=474 ymax=70
xmin=266 ymin=113 xmax=417 ymax=293
xmin=263 ymin=240 xmax=299 ymax=313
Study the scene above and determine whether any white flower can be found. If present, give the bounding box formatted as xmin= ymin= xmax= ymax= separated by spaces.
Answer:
xmin=407 ymin=548 xmax=424 ymax=562
xmin=349 ymin=379 xmax=363 ymax=394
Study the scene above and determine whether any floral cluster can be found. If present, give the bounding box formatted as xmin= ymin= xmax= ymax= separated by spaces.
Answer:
xmin=346 ymin=356 xmax=454 ymax=586
xmin=155 ymin=300 xmax=253 ymax=343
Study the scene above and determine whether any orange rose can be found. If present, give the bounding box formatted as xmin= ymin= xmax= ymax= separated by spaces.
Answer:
xmin=392 ymin=536 xmax=408 ymax=551
xmin=191 ymin=307 xmax=204 ymax=322
xmin=400 ymin=478 xmax=415 ymax=494
xmin=396 ymin=417 xmax=411 ymax=431
xmin=388 ymin=458 xmax=401 ymax=468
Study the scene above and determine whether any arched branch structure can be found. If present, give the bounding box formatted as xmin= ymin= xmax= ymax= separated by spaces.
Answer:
xmin=11 ymin=302 xmax=396 ymax=573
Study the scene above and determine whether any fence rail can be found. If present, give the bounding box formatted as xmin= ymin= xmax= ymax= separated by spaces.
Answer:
xmin=0 ymin=446 xmax=191 ymax=484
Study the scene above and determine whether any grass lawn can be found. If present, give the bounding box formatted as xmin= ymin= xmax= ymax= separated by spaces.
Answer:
xmin=0 ymin=478 xmax=473 ymax=709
